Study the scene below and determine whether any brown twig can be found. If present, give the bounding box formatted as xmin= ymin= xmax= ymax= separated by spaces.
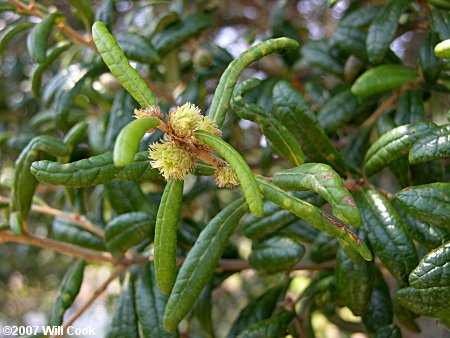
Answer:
xmin=55 ymin=265 xmax=127 ymax=338
xmin=10 ymin=0 xmax=96 ymax=50
xmin=0 ymin=196 xmax=104 ymax=238
xmin=0 ymin=231 xmax=122 ymax=264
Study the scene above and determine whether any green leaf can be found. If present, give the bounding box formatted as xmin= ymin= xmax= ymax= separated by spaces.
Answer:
xmin=227 ymin=284 xmax=289 ymax=338
xmin=273 ymin=163 xmax=361 ymax=227
xmin=231 ymin=78 xmax=304 ymax=166
xmin=362 ymin=269 xmax=393 ymax=333
xmin=373 ymin=324 xmax=402 ymax=338
xmin=318 ymin=89 xmax=375 ymax=132
xmin=195 ymin=130 xmax=263 ymax=216
xmin=208 ymin=38 xmax=299 ymax=128
xmin=243 ymin=202 xmax=296 ymax=240
xmin=332 ymin=25 xmax=367 ymax=61
xmin=395 ymin=90 xmax=426 ymax=126
xmin=163 ymin=198 xmax=248 ymax=332
xmin=10 ymin=136 xmax=70 ymax=228
xmin=364 ymin=122 xmax=437 ymax=177
xmin=429 ymin=9 xmax=450 ymax=40
xmin=336 ymin=248 xmax=374 ymax=316
xmin=68 ymin=0 xmax=94 ymax=29
xmin=340 ymin=5 xmax=383 ymax=27
xmin=27 ymin=13 xmax=59 ymax=63
xmin=105 ymin=180 xmax=157 ymax=216
xmin=393 ymin=183 xmax=450 ymax=229
xmin=31 ymin=151 xmax=163 ymax=187
xmin=113 ymin=117 xmax=161 ymax=166
xmin=409 ymin=241 xmax=450 ymax=288
xmin=248 ymin=235 xmax=305 ymax=272
xmin=50 ymin=260 xmax=85 ymax=326
xmin=396 ymin=286 xmax=450 ymax=319
xmin=280 ymin=219 xmax=320 ymax=244
xmin=0 ymin=21 xmax=34 ymax=55
xmin=426 ymin=0 xmax=450 ymax=10
xmin=302 ymin=40 xmax=344 ymax=76
xmin=135 ymin=263 xmax=178 ymax=338
xmin=351 ymin=64 xmax=418 ymax=97
xmin=236 ymin=310 xmax=294 ymax=338
xmin=105 ymin=212 xmax=154 ymax=255
xmin=257 ymin=177 xmax=372 ymax=261
xmin=95 ymin=0 xmax=115 ymax=30
xmin=52 ymin=217 xmax=105 ymax=251
xmin=342 ymin=126 xmax=372 ymax=168
xmin=409 ymin=124 xmax=450 ymax=164
xmin=106 ymin=278 xmax=139 ymax=338
xmin=92 ymin=21 xmax=157 ymax=108
xmin=272 ymin=81 xmax=350 ymax=176
xmin=116 ymin=32 xmax=161 ymax=64
xmin=309 ymin=232 xmax=339 ymax=263
xmin=435 ymin=39 xmax=450 ymax=58
xmin=419 ymin=32 xmax=442 ymax=83
xmin=154 ymin=178 xmax=183 ymax=295
xmin=366 ymin=0 xmax=411 ymax=64
xmin=395 ymin=205 xmax=449 ymax=249
xmin=153 ymin=13 xmax=213 ymax=56
xmin=357 ymin=189 xmax=418 ymax=285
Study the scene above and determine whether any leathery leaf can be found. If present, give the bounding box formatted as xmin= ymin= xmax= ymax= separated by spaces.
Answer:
xmin=393 ymin=183 xmax=450 ymax=229
xmin=409 ymin=124 xmax=450 ymax=165
xmin=113 ymin=117 xmax=161 ymax=166
xmin=154 ymin=178 xmax=184 ymax=295
xmin=208 ymin=38 xmax=299 ymax=128
xmin=357 ymin=189 xmax=418 ymax=285
xmin=195 ymin=130 xmax=263 ymax=216
xmin=92 ymin=21 xmax=157 ymax=108
xmin=364 ymin=122 xmax=437 ymax=177
xmin=163 ymin=198 xmax=248 ymax=332
xmin=50 ymin=260 xmax=85 ymax=326
xmin=256 ymin=177 xmax=372 ymax=261
xmin=273 ymin=163 xmax=360 ymax=227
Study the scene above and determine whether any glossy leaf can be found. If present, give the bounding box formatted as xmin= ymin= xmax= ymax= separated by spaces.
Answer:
xmin=280 ymin=219 xmax=320 ymax=244
xmin=27 ymin=13 xmax=59 ymax=63
xmin=135 ymin=263 xmax=177 ymax=338
xmin=92 ymin=21 xmax=157 ymax=108
xmin=396 ymin=286 xmax=450 ymax=319
xmin=364 ymin=122 xmax=437 ymax=177
xmin=332 ymin=25 xmax=367 ymax=60
xmin=195 ymin=130 xmax=263 ymax=216
xmin=336 ymin=249 xmax=374 ymax=316
xmin=163 ymin=198 xmax=248 ymax=332
xmin=50 ymin=260 xmax=85 ymax=325
xmin=409 ymin=124 xmax=450 ymax=164
xmin=116 ymin=32 xmax=161 ymax=64
xmin=106 ymin=279 xmax=139 ymax=338
xmin=409 ymin=241 xmax=450 ymax=288
xmin=373 ymin=324 xmax=401 ymax=338
xmin=31 ymin=151 xmax=162 ymax=187
xmin=340 ymin=5 xmax=383 ymax=27
xmin=273 ymin=163 xmax=361 ymax=227
xmin=227 ymin=284 xmax=289 ymax=338
xmin=435 ymin=39 xmax=450 ymax=58
xmin=105 ymin=212 xmax=154 ymax=255
xmin=257 ymin=177 xmax=372 ymax=261
xmin=105 ymin=180 xmax=157 ymax=216
xmin=420 ymin=32 xmax=442 ymax=83
xmin=429 ymin=9 xmax=450 ymax=40
xmin=395 ymin=90 xmax=426 ymax=126
xmin=318 ymin=88 xmax=374 ymax=131
xmin=302 ymin=40 xmax=344 ymax=76
xmin=236 ymin=310 xmax=294 ymax=338
xmin=248 ymin=235 xmax=305 ymax=272
xmin=309 ymin=232 xmax=339 ymax=263
xmin=231 ymin=78 xmax=304 ymax=166
xmin=272 ymin=81 xmax=349 ymax=176
xmin=366 ymin=0 xmax=411 ymax=64
xmin=357 ymin=189 xmax=418 ymax=285
xmin=0 ymin=22 xmax=34 ymax=55
xmin=10 ymin=136 xmax=70 ymax=230
xmin=394 ymin=183 xmax=450 ymax=229
xmin=351 ymin=64 xmax=418 ymax=97
xmin=362 ymin=269 xmax=393 ymax=333
xmin=208 ymin=38 xmax=299 ymax=128
xmin=52 ymin=217 xmax=105 ymax=251
xmin=154 ymin=179 xmax=183 ymax=295
xmin=153 ymin=13 xmax=213 ymax=56
xmin=113 ymin=117 xmax=161 ymax=166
